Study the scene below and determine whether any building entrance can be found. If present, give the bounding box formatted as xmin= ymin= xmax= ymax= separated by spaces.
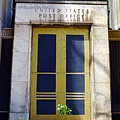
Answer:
xmin=30 ymin=27 xmax=90 ymax=120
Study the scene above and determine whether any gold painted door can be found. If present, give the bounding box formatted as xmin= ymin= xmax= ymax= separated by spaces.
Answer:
xmin=31 ymin=27 xmax=90 ymax=120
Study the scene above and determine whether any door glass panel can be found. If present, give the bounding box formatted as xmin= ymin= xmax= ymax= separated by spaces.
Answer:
xmin=66 ymin=34 xmax=85 ymax=117
xmin=37 ymin=100 xmax=56 ymax=114
xmin=66 ymin=35 xmax=84 ymax=72
xmin=66 ymin=74 xmax=84 ymax=92
xmin=38 ymin=34 xmax=56 ymax=72
xmin=37 ymin=74 xmax=56 ymax=92
xmin=66 ymin=100 xmax=85 ymax=115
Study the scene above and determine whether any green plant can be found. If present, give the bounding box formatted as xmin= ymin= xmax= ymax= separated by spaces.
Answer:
xmin=57 ymin=104 xmax=72 ymax=115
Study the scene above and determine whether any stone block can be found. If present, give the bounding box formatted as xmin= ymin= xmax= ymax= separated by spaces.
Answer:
xmin=11 ymin=52 xmax=31 ymax=82
xmin=10 ymin=113 xmax=29 ymax=120
xmin=13 ymin=25 xmax=32 ymax=53
xmin=10 ymin=81 xmax=30 ymax=113
xmin=94 ymin=53 xmax=110 ymax=83
xmin=94 ymin=83 xmax=111 ymax=113
xmin=91 ymin=26 xmax=109 ymax=54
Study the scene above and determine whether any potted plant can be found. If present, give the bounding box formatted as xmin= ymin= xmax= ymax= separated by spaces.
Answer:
xmin=57 ymin=104 xmax=72 ymax=115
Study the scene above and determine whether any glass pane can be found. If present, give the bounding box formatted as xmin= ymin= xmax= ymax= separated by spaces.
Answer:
xmin=0 ymin=113 xmax=9 ymax=120
xmin=37 ymin=100 xmax=56 ymax=114
xmin=37 ymin=34 xmax=56 ymax=72
xmin=66 ymin=35 xmax=84 ymax=72
xmin=37 ymin=74 xmax=56 ymax=92
xmin=66 ymin=100 xmax=84 ymax=115
xmin=66 ymin=74 xmax=84 ymax=92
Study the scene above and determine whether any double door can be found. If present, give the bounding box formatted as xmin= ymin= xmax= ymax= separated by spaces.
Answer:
xmin=31 ymin=27 xmax=90 ymax=120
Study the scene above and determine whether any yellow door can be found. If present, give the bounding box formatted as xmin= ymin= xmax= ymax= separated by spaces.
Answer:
xmin=31 ymin=27 xmax=90 ymax=120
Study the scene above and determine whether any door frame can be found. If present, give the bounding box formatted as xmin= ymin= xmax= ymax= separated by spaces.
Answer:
xmin=30 ymin=27 xmax=90 ymax=120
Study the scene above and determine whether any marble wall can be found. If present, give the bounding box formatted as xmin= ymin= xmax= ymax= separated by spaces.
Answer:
xmin=9 ymin=25 xmax=32 ymax=120
xmin=90 ymin=26 xmax=111 ymax=120
xmin=9 ymin=3 xmax=111 ymax=120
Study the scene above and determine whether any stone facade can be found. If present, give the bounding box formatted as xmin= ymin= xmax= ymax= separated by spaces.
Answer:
xmin=9 ymin=2 xmax=111 ymax=120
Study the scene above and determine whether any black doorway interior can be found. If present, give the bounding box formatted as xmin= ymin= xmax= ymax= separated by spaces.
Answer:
xmin=0 ymin=39 xmax=13 ymax=120
xmin=110 ymin=41 xmax=120 ymax=120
